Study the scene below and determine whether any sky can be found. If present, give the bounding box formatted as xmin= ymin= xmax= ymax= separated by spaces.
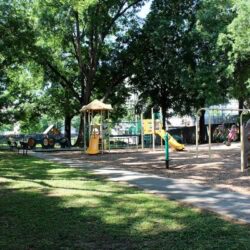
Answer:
xmin=137 ymin=1 xmax=152 ymax=18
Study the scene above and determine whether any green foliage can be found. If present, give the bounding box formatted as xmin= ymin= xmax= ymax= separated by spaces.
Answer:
xmin=227 ymin=0 xmax=250 ymax=61
xmin=0 ymin=0 xmax=45 ymax=126
xmin=0 ymin=124 xmax=13 ymax=133
xmin=132 ymin=0 xmax=238 ymax=121
xmin=1 ymin=0 xmax=250 ymax=135
xmin=20 ymin=114 xmax=64 ymax=134
xmin=30 ymin=0 xmax=148 ymax=141
xmin=31 ymin=0 xmax=147 ymax=107
xmin=187 ymin=0 xmax=235 ymax=107
xmin=1 ymin=0 xmax=148 ymax=137
xmin=218 ymin=0 xmax=250 ymax=105
xmin=132 ymin=0 xmax=198 ymax=119
xmin=0 ymin=62 xmax=45 ymax=126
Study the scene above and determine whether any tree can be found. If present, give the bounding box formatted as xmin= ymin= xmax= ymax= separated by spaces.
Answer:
xmin=0 ymin=0 xmax=42 ymax=127
xmin=132 ymin=0 xmax=235 ymax=142
xmin=29 ymin=0 xmax=148 ymax=145
xmin=188 ymin=0 xmax=235 ymax=142
xmin=218 ymin=0 xmax=250 ymax=112
xmin=131 ymin=0 xmax=198 ymax=129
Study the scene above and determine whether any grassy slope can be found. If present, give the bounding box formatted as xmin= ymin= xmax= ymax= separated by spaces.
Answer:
xmin=0 ymin=152 xmax=249 ymax=250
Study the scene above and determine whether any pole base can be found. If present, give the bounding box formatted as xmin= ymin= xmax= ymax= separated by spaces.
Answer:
xmin=165 ymin=160 xmax=169 ymax=169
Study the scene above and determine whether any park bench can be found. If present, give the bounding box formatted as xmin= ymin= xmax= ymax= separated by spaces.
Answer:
xmin=18 ymin=141 xmax=30 ymax=155
xmin=7 ymin=140 xmax=18 ymax=151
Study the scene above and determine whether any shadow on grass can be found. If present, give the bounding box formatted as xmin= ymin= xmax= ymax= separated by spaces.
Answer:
xmin=0 ymin=152 xmax=250 ymax=249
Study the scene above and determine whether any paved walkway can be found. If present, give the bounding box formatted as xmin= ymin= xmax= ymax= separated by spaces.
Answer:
xmin=33 ymin=152 xmax=250 ymax=224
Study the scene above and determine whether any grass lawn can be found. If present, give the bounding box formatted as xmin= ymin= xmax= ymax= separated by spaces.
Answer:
xmin=0 ymin=152 xmax=249 ymax=250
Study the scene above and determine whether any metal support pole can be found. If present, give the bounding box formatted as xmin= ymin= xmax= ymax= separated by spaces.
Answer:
xmin=196 ymin=114 xmax=199 ymax=158
xmin=135 ymin=115 xmax=138 ymax=150
xmin=101 ymin=110 xmax=103 ymax=154
xmin=141 ymin=113 xmax=144 ymax=150
xmin=196 ymin=108 xmax=250 ymax=169
xmin=152 ymin=107 xmax=155 ymax=151
xmin=165 ymin=133 xmax=169 ymax=169
xmin=108 ymin=111 xmax=110 ymax=152
xmin=88 ymin=111 xmax=91 ymax=146
xmin=160 ymin=107 xmax=163 ymax=149
xmin=84 ymin=112 xmax=87 ymax=152
xmin=241 ymin=122 xmax=244 ymax=172
xmin=91 ymin=110 xmax=93 ymax=124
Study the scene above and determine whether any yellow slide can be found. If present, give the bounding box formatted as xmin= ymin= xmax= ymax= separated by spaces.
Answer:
xmin=156 ymin=129 xmax=185 ymax=151
xmin=86 ymin=135 xmax=100 ymax=154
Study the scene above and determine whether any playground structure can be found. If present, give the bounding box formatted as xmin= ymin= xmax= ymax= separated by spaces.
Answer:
xmin=80 ymin=99 xmax=112 ymax=154
xmin=196 ymin=108 xmax=250 ymax=172
xmin=141 ymin=107 xmax=184 ymax=151
xmin=80 ymin=101 xmax=185 ymax=155
xmin=109 ymin=121 xmax=140 ymax=149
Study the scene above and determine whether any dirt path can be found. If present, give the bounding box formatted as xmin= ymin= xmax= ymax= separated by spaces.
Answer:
xmin=43 ymin=143 xmax=249 ymax=195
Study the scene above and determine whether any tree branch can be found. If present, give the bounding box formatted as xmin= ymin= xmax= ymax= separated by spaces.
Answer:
xmin=101 ymin=74 xmax=129 ymax=102
xmin=101 ymin=0 xmax=144 ymax=41
xmin=46 ymin=61 xmax=81 ymax=102
xmin=73 ymin=11 xmax=86 ymax=77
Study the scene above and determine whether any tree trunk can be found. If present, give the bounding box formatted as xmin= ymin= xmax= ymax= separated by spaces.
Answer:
xmin=161 ymin=105 xmax=167 ymax=130
xmin=64 ymin=115 xmax=72 ymax=146
xmin=74 ymin=115 xmax=84 ymax=147
xmin=199 ymin=109 xmax=206 ymax=144
xmin=75 ymin=81 xmax=91 ymax=147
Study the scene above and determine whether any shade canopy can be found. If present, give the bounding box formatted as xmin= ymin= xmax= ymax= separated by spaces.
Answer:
xmin=80 ymin=99 xmax=113 ymax=112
